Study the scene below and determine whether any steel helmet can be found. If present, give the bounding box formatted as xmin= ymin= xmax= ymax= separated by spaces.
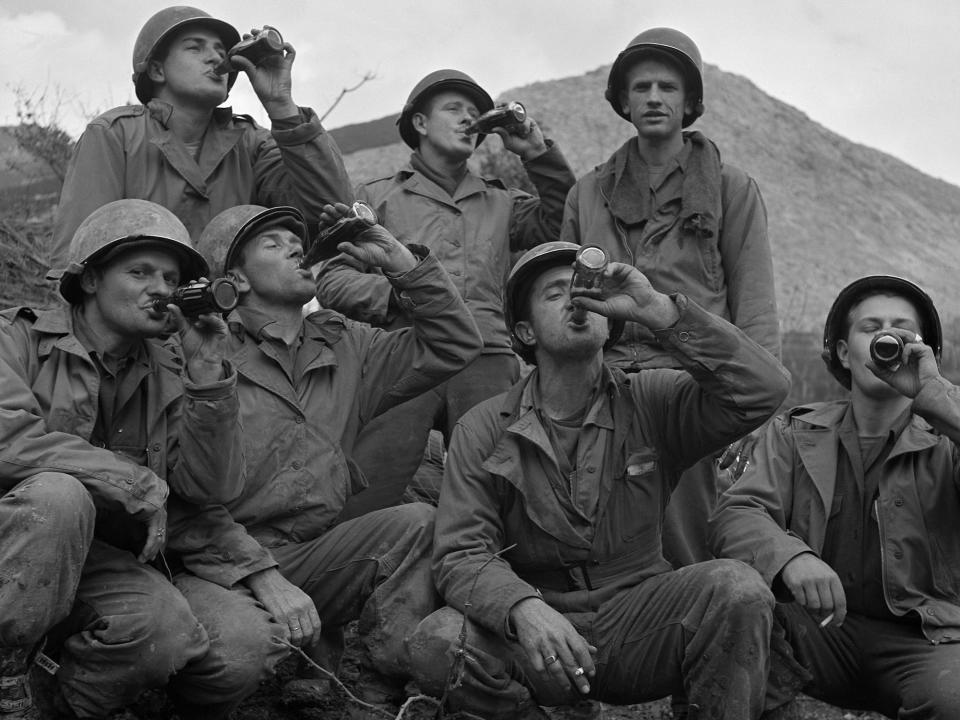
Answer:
xmin=197 ymin=205 xmax=307 ymax=278
xmin=605 ymin=27 xmax=704 ymax=127
xmin=396 ymin=69 xmax=495 ymax=149
xmin=132 ymin=6 xmax=241 ymax=104
xmin=504 ymin=241 xmax=624 ymax=365
xmin=50 ymin=199 xmax=207 ymax=304
xmin=821 ymin=275 xmax=942 ymax=389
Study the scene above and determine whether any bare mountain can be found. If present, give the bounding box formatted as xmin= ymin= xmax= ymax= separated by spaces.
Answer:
xmin=331 ymin=63 xmax=960 ymax=332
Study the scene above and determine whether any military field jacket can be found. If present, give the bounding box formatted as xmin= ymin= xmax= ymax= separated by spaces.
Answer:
xmin=560 ymin=137 xmax=778 ymax=369
xmin=315 ymin=142 xmax=575 ymax=353
xmin=433 ymin=297 xmax=790 ymax=637
xmin=170 ymin=252 xmax=482 ymax=587
xmin=0 ymin=306 xmax=243 ymax=516
xmin=50 ymin=100 xmax=352 ymax=271
xmin=710 ymin=381 xmax=960 ymax=643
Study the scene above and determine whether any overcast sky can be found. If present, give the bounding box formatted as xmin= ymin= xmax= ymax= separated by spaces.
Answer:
xmin=3 ymin=1 xmax=959 ymax=185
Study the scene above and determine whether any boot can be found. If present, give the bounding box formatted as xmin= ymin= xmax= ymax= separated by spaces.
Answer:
xmin=0 ymin=648 xmax=37 ymax=720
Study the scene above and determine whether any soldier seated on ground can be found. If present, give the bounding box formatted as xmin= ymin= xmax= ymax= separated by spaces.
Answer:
xmin=711 ymin=276 xmax=960 ymax=719
xmin=0 ymin=199 xmax=243 ymax=719
xmin=404 ymin=242 xmax=807 ymax=719
xmin=164 ymin=203 xmax=482 ymax=708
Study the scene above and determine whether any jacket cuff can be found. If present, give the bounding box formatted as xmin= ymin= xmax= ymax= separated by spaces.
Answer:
xmin=913 ymin=375 xmax=956 ymax=417
xmin=181 ymin=550 xmax=278 ymax=589
xmin=271 ymin=106 xmax=324 ymax=145
xmin=502 ymin=591 xmax=544 ymax=639
xmin=651 ymin=293 xmax=691 ymax=340
xmin=182 ymin=362 xmax=237 ymax=399
xmin=386 ymin=248 xmax=452 ymax=314
xmin=651 ymin=294 xmax=740 ymax=374
xmin=136 ymin=472 xmax=170 ymax=510
xmin=764 ymin=544 xmax=819 ymax=589
xmin=522 ymin=138 xmax=560 ymax=169
xmin=480 ymin=580 xmax=542 ymax=639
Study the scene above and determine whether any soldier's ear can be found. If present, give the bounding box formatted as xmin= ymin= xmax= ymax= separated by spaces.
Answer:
xmin=147 ymin=59 xmax=165 ymax=84
xmin=226 ymin=268 xmax=250 ymax=294
xmin=79 ymin=266 xmax=101 ymax=295
xmin=836 ymin=339 xmax=850 ymax=370
xmin=513 ymin=320 xmax=536 ymax=349
xmin=411 ymin=112 xmax=430 ymax=139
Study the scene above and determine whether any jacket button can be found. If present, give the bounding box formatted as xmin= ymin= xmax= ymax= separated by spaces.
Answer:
xmin=894 ymin=497 xmax=904 ymax=507
xmin=678 ymin=331 xmax=690 ymax=342
xmin=151 ymin=443 xmax=161 ymax=451
xmin=292 ymin=461 xmax=302 ymax=470
xmin=295 ymin=416 xmax=305 ymax=424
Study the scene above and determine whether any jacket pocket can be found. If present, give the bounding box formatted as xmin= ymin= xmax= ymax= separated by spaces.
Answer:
xmin=615 ymin=449 xmax=662 ymax=543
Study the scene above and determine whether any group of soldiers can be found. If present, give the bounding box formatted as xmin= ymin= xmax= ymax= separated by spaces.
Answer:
xmin=1 ymin=5 xmax=959 ymax=720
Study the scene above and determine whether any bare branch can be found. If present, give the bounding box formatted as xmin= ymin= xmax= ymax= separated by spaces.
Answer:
xmin=278 ymin=638 xmax=394 ymax=718
xmin=7 ymin=83 xmax=76 ymax=183
xmin=443 ymin=543 xmax=518 ymax=712
xmin=278 ymin=638 xmax=445 ymax=720
xmin=396 ymin=693 xmax=443 ymax=720
xmin=320 ymin=71 xmax=376 ymax=124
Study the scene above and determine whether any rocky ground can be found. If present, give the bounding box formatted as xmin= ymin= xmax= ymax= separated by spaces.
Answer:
xmin=116 ymin=628 xmax=886 ymax=720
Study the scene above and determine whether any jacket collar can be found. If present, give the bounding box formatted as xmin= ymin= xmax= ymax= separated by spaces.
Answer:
xmin=794 ymin=401 xmax=937 ymax=447
xmin=146 ymin=99 xmax=235 ymax=129
xmin=792 ymin=400 xmax=941 ymax=514
xmin=31 ymin=306 xmax=182 ymax=418
xmin=480 ymin=366 xmax=630 ymax=548
xmin=146 ymin=100 xmax=245 ymax=197
xmin=396 ymin=159 xmax=507 ymax=207
xmin=32 ymin=306 xmax=167 ymax=371
xmin=226 ymin=308 xmax=344 ymax=409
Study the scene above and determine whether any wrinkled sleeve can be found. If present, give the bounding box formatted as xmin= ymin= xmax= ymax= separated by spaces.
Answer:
xmin=314 ymin=184 xmax=396 ymax=324
xmin=508 ymin=141 xmax=577 ymax=252
xmin=166 ymin=496 xmax=276 ymax=588
xmin=251 ymin=107 xmax=354 ymax=226
xmin=558 ymin=177 xmax=583 ymax=246
xmin=719 ymin=170 xmax=781 ymax=359
xmin=165 ymin=364 xmax=245 ymax=505
xmin=352 ymin=250 xmax=482 ymax=423
xmin=49 ymin=122 xmax=126 ymax=271
xmin=434 ymin=417 xmax=540 ymax=638
xmin=913 ymin=376 xmax=960 ymax=451
xmin=639 ymin=295 xmax=791 ymax=474
xmin=709 ymin=413 xmax=815 ymax=592
xmin=0 ymin=320 xmax=167 ymax=515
